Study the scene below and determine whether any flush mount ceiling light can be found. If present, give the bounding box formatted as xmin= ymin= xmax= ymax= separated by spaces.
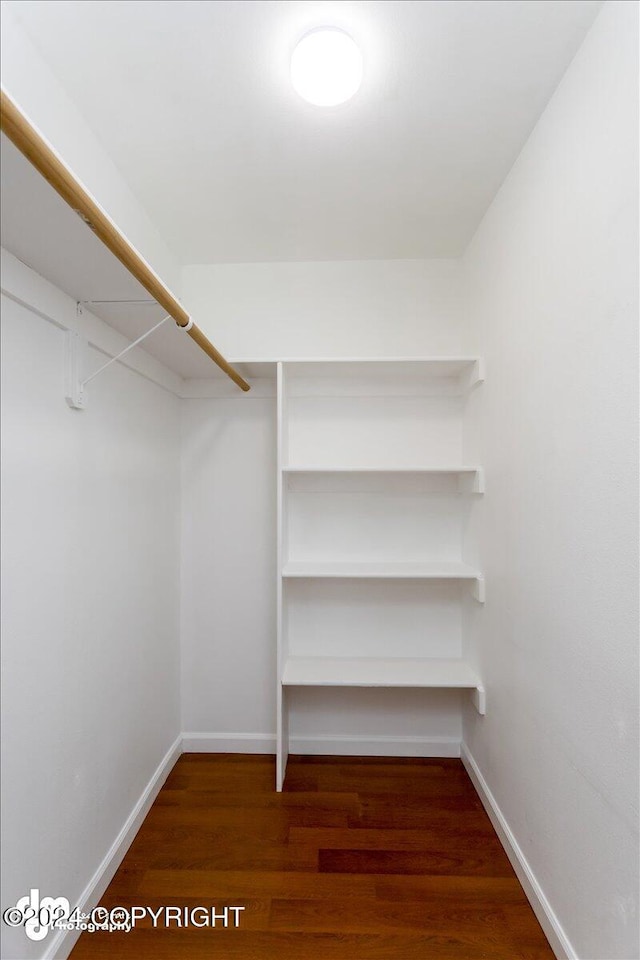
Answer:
xmin=291 ymin=28 xmax=363 ymax=106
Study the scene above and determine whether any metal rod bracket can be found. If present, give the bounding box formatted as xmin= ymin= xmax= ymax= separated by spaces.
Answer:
xmin=65 ymin=330 xmax=88 ymax=410
xmin=65 ymin=312 xmax=170 ymax=410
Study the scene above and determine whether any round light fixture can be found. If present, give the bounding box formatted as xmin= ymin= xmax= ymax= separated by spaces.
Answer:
xmin=291 ymin=28 xmax=363 ymax=106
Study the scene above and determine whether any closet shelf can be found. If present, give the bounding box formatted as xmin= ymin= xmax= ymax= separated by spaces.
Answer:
xmin=281 ymin=656 xmax=486 ymax=714
xmin=282 ymin=466 xmax=481 ymax=473
xmin=283 ymin=357 xmax=483 ymax=380
xmin=283 ymin=466 xmax=484 ymax=492
xmin=282 ymin=560 xmax=482 ymax=580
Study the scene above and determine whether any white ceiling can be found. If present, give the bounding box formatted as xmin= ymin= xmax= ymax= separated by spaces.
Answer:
xmin=8 ymin=0 xmax=601 ymax=264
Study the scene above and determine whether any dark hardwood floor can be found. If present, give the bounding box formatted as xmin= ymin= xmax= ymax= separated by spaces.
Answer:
xmin=69 ymin=754 xmax=554 ymax=959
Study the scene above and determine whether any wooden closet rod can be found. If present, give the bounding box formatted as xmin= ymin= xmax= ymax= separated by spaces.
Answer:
xmin=0 ymin=89 xmax=250 ymax=392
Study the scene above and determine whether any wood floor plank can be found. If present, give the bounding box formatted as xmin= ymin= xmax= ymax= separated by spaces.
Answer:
xmin=146 ymin=803 xmax=349 ymax=830
xmin=348 ymin=793 xmax=487 ymax=829
xmin=69 ymin=929 xmax=529 ymax=960
xmin=138 ymin=809 xmax=292 ymax=842
xmin=270 ymin=895 xmax=510 ymax=935
xmin=137 ymin=869 xmax=377 ymax=900
xmin=374 ymin=874 xmax=527 ymax=903
xmin=126 ymin=838 xmax=318 ymax=872
xmin=289 ymin=825 xmax=503 ymax=851
xmin=69 ymin=755 xmax=554 ymax=959
xmin=155 ymin=787 xmax=360 ymax=821
xmin=285 ymin=770 xmax=472 ymax=797
xmin=355 ymin=792 xmax=484 ymax=810
xmin=318 ymin=848 xmax=516 ymax=877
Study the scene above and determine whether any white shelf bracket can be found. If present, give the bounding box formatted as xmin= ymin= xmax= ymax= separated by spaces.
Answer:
xmin=472 ymin=685 xmax=486 ymax=716
xmin=458 ymin=467 xmax=485 ymax=495
xmin=471 ymin=357 xmax=485 ymax=389
xmin=461 ymin=357 xmax=485 ymax=393
xmin=472 ymin=576 xmax=485 ymax=604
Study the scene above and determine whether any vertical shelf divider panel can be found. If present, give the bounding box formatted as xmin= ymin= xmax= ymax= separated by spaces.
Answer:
xmin=275 ymin=362 xmax=287 ymax=791
xmin=276 ymin=359 xmax=485 ymax=791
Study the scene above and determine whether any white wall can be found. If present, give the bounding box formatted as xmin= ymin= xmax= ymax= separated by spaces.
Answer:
xmin=0 ymin=267 xmax=181 ymax=960
xmin=0 ymin=1 xmax=181 ymax=293
xmin=181 ymin=259 xmax=462 ymax=358
xmin=180 ymin=394 xmax=277 ymax=747
xmin=461 ymin=3 xmax=639 ymax=959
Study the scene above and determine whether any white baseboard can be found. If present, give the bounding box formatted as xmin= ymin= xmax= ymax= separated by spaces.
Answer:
xmin=290 ymin=734 xmax=460 ymax=757
xmin=182 ymin=732 xmax=276 ymax=753
xmin=183 ymin=731 xmax=460 ymax=758
xmin=45 ymin=735 xmax=182 ymax=960
xmin=461 ymin=743 xmax=576 ymax=960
